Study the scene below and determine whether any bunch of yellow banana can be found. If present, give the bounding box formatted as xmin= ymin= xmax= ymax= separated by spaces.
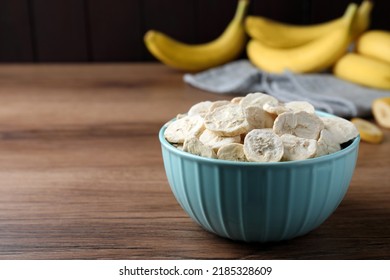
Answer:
xmin=246 ymin=1 xmax=373 ymax=73
xmin=144 ymin=0 xmax=249 ymax=72
xmin=333 ymin=30 xmax=390 ymax=90
xmin=245 ymin=0 xmax=372 ymax=48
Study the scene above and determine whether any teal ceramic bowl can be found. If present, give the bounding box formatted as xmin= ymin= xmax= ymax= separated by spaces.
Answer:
xmin=159 ymin=112 xmax=360 ymax=242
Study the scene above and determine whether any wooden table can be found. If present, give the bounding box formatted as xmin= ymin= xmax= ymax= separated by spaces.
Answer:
xmin=0 ymin=63 xmax=389 ymax=260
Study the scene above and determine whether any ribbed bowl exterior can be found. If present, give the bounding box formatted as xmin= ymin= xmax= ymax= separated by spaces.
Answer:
xmin=159 ymin=116 xmax=360 ymax=242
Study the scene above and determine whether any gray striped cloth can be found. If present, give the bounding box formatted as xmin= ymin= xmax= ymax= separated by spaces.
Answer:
xmin=184 ymin=59 xmax=390 ymax=118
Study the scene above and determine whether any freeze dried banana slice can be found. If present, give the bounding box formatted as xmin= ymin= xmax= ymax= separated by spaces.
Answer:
xmin=176 ymin=113 xmax=187 ymax=119
xmin=281 ymin=134 xmax=317 ymax=161
xmin=231 ymin=96 xmax=244 ymax=104
xmin=263 ymin=102 xmax=291 ymax=115
xmin=217 ymin=143 xmax=247 ymax=162
xmin=351 ymin=118 xmax=383 ymax=144
xmin=321 ymin=116 xmax=359 ymax=144
xmin=183 ymin=137 xmax=216 ymax=159
xmin=239 ymin=92 xmax=278 ymax=110
xmin=245 ymin=106 xmax=274 ymax=129
xmin=199 ymin=129 xmax=241 ymax=152
xmin=316 ymin=129 xmax=341 ymax=157
xmin=243 ymin=129 xmax=284 ymax=162
xmin=172 ymin=143 xmax=184 ymax=151
xmin=164 ymin=115 xmax=204 ymax=144
xmin=273 ymin=111 xmax=324 ymax=140
xmin=204 ymin=104 xmax=249 ymax=136
xmin=188 ymin=101 xmax=213 ymax=117
xmin=285 ymin=101 xmax=315 ymax=114
xmin=209 ymin=100 xmax=231 ymax=113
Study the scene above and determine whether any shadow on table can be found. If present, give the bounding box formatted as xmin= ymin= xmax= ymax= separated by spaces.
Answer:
xmin=202 ymin=198 xmax=390 ymax=260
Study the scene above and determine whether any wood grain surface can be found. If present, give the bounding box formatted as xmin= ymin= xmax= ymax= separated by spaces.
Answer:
xmin=0 ymin=63 xmax=389 ymax=259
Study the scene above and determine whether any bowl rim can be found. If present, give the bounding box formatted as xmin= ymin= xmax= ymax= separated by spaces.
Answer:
xmin=159 ymin=111 xmax=360 ymax=167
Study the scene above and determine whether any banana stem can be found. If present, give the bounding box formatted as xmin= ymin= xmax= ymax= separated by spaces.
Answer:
xmin=233 ymin=0 xmax=250 ymax=23
xmin=355 ymin=0 xmax=373 ymax=34
xmin=343 ymin=3 xmax=358 ymax=19
xmin=343 ymin=3 xmax=358 ymax=34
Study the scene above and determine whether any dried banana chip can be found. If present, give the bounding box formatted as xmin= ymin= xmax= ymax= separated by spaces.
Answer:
xmin=217 ymin=143 xmax=247 ymax=162
xmin=204 ymin=104 xmax=249 ymax=136
xmin=351 ymin=118 xmax=383 ymax=144
xmin=285 ymin=101 xmax=315 ymax=114
xmin=316 ymin=129 xmax=341 ymax=157
xmin=273 ymin=111 xmax=324 ymax=140
xmin=321 ymin=116 xmax=359 ymax=144
xmin=172 ymin=143 xmax=184 ymax=151
xmin=188 ymin=101 xmax=213 ymax=117
xmin=164 ymin=115 xmax=204 ymax=144
xmin=243 ymin=129 xmax=284 ymax=162
xmin=209 ymin=100 xmax=231 ymax=113
xmin=183 ymin=137 xmax=216 ymax=159
xmin=245 ymin=106 xmax=274 ymax=129
xmin=239 ymin=92 xmax=278 ymax=110
xmin=263 ymin=102 xmax=291 ymax=115
xmin=281 ymin=134 xmax=317 ymax=161
xmin=176 ymin=113 xmax=187 ymax=119
xmin=199 ymin=129 xmax=241 ymax=152
xmin=231 ymin=96 xmax=244 ymax=104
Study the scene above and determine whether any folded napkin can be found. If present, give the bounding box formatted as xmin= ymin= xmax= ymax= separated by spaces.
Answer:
xmin=184 ymin=60 xmax=390 ymax=118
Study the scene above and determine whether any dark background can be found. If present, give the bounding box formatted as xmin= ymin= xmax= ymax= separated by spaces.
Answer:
xmin=0 ymin=0 xmax=388 ymax=63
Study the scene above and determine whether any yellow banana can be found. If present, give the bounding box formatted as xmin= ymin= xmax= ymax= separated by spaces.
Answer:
xmin=144 ymin=0 xmax=249 ymax=72
xmin=333 ymin=53 xmax=390 ymax=90
xmin=247 ymin=4 xmax=357 ymax=73
xmin=357 ymin=30 xmax=390 ymax=64
xmin=245 ymin=0 xmax=372 ymax=48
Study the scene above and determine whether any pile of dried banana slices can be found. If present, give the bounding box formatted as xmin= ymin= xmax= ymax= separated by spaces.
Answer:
xmin=164 ymin=93 xmax=358 ymax=162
